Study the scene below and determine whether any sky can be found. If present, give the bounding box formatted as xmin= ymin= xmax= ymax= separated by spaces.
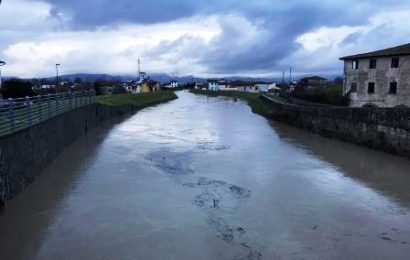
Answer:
xmin=0 ymin=0 xmax=409 ymax=78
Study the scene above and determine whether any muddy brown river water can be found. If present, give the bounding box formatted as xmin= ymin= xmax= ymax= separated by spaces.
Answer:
xmin=1 ymin=91 xmax=410 ymax=259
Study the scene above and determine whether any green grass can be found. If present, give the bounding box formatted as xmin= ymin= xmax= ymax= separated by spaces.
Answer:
xmin=96 ymin=92 xmax=178 ymax=107
xmin=190 ymin=89 xmax=276 ymax=117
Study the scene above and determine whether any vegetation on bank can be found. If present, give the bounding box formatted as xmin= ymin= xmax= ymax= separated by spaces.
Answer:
xmin=290 ymin=83 xmax=348 ymax=106
xmin=1 ymin=78 xmax=35 ymax=98
xmin=190 ymin=89 xmax=275 ymax=117
xmin=96 ymin=91 xmax=178 ymax=107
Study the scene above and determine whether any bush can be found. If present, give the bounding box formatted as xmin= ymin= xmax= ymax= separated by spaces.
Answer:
xmin=291 ymin=83 xmax=348 ymax=106
xmin=1 ymin=78 xmax=35 ymax=98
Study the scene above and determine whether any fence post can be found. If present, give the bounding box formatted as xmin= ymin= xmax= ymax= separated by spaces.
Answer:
xmin=47 ymin=94 xmax=51 ymax=119
xmin=61 ymin=93 xmax=65 ymax=111
xmin=38 ymin=95 xmax=42 ymax=122
xmin=56 ymin=93 xmax=59 ymax=114
xmin=8 ymin=98 xmax=15 ymax=133
xmin=26 ymin=96 xmax=32 ymax=126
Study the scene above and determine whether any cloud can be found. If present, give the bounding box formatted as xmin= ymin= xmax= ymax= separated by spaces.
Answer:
xmin=288 ymin=9 xmax=410 ymax=75
xmin=1 ymin=0 xmax=410 ymax=77
xmin=2 ymin=17 xmax=221 ymax=77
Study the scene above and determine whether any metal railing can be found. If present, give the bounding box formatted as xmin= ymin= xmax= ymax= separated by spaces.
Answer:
xmin=0 ymin=90 xmax=95 ymax=136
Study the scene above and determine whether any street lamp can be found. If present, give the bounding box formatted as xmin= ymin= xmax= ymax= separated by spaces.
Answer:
xmin=55 ymin=63 xmax=61 ymax=88
xmin=0 ymin=60 xmax=6 ymax=93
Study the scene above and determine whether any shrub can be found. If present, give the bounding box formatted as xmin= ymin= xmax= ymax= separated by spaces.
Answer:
xmin=1 ymin=78 xmax=35 ymax=98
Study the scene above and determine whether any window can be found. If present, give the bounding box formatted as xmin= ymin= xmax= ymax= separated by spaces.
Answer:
xmin=369 ymin=58 xmax=377 ymax=69
xmin=391 ymin=57 xmax=399 ymax=68
xmin=368 ymin=82 xmax=375 ymax=93
xmin=352 ymin=60 xmax=359 ymax=70
xmin=389 ymin=82 xmax=397 ymax=94
xmin=350 ymin=82 xmax=357 ymax=93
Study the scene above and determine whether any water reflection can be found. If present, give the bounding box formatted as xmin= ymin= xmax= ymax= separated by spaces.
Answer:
xmin=0 ymin=118 xmax=125 ymax=260
xmin=272 ymin=121 xmax=410 ymax=206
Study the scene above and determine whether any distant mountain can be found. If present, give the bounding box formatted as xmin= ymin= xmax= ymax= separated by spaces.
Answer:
xmin=17 ymin=73 xmax=342 ymax=84
xmin=54 ymin=73 xmax=131 ymax=83
xmin=50 ymin=73 xmax=203 ymax=84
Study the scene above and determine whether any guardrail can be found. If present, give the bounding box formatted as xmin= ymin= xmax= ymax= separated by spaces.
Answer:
xmin=0 ymin=90 xmax=95 ymax=136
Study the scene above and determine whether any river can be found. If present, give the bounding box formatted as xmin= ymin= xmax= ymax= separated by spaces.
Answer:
xmin=1 ymin=91 xmax=410 ymax=259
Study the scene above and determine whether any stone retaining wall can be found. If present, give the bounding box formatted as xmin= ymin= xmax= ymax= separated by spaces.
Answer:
xmin=262 ymin=95 xmax=410 ymax=157
xmin=0 ymin=103 xmax=141 ymax=211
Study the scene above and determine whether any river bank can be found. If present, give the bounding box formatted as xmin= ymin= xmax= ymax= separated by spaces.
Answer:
xmin=190 ymin=89 xmax=410 ymax=158
xmin=0 ymin=92 xmax=178 ymax=213
xmin=189 ymin=89 xmax=276 ymax=117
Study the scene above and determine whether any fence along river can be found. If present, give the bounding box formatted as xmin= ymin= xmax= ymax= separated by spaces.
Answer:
xmin=1 ymin=91 xmax=410 ymax=259
xmin=0 ymin=90 xmax=95 ymax=136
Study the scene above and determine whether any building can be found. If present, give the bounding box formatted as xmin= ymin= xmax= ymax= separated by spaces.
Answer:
xmin=340 ymin=43 xmax=410 ymax=107
xmin=170 ymin=80 xmax=178 ymax=89
xmin=207 ymin=79 xmax=219 ymax=91
xmin=194 ymin=82 xmax=207 ymax=90
xmin=140 ymin=79 xmax=160 ymax=93
xmin=139 ymin=72 xmax=147 ymax=83
xmin=299 ymin=76 xmax=327 ymax=86
xmin=254 ymin=82 xmax=278 ymax=92
xmin=229 ymin=81 xmax=277 ymax=93
xmin=162 ymin=80 xmax=179 ymax=89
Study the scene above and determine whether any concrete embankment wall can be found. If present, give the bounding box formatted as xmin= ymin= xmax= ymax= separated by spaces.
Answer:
xmin=0 ymin=103 xmax=140 ymax=210
xmin=262 ymin=95 xmax=410 ymax=157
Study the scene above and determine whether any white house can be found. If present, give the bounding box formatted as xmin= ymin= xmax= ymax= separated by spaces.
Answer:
xmin=254 ymin=83 xmax=268 ymax=92
xmin=207 ymin=79 xmax=219 ymax=91
xmin=268 ymin=83 xmax=281 ymax=92
xmin=163 ymin=80 xmax=179 ymax=89
xmin=171 ymin=80 xmax=178 ymax=88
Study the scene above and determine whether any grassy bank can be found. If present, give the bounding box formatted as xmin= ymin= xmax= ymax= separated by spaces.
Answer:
xmin=96 ymin=91 xmax=178 ymax=107
xmin=190 ymin=89 xmax=275 ymax=117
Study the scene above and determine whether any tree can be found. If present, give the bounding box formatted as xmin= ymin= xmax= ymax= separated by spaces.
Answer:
xmin=93 ymin=81 xmax=102 ymax=96
xmin=74 ymin=77 xmax=82 ymax=84
xmin=1 ymin=78 xmax=35 ymax=98
xmin=334 ymin=77 xmax=343 ymax=84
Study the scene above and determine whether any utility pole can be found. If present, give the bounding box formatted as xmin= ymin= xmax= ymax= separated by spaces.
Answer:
xmin=289 ymin=66 xmax=292 ymax=84
xmin=138 ymin=58 xmax=141 ymax=75
xmin=0 ymin=2 xmax=4 ymax=98
xmin=282 ymin=70 xmax=285 ymax=85
xmin=0 ymin=61 xmax=5 ymax=94
xmin=55 ymin=63 xmax=61 ymax=88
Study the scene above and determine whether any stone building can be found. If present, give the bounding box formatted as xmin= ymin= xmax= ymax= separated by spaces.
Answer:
xmin=340 ymin=43 xmax=410 ymax=107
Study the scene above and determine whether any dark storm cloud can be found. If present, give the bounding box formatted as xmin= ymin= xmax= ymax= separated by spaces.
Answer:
xmin=46 ymin=0 xmax=198 ymax=28
xmin=42 ymin=0 xmax=410 ymax=74
xmin=45 ymin=0 xmax=387 ymax=30
xmin=136 ymin=0 xmax=397 ymax=74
